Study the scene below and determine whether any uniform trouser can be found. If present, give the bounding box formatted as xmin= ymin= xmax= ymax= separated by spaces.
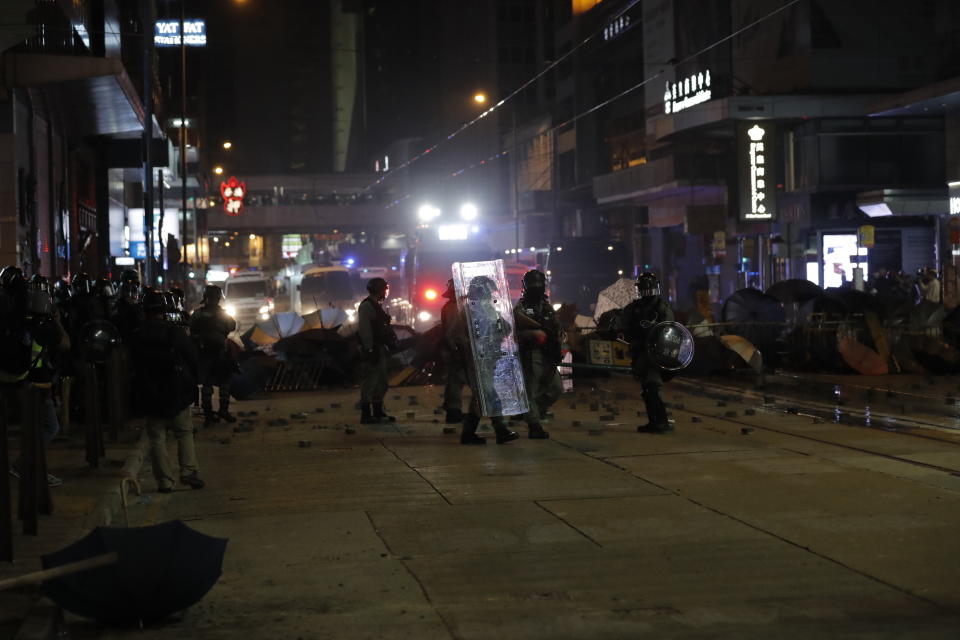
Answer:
xmin=145 ymin=407 xmax=199 ymax=490
xmin=200 ymin=383 xmax=230 ymax=414
xmin=360 ymin=349 xmax=389 ymax=404
xmin=12 ymin=389 xmax=59 ymax=470
xmin=635 ymin=358 xmax=668 ymax=425
xmin=521 ymin=350 xmax=562 ymax=425
xmin=443 ymin=355 xmax=467 ymax=411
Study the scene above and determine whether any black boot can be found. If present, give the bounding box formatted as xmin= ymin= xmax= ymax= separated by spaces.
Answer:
xmin=527 ymin=422 xmax=550 ymax=439
xmin=445 ymin=408 xmax=463 ymax=424
xmin=460 ymin=413 xmax=486 ymax=445
xmin=217 ymin=406 xmax=236 ymax=423
xmin=638 ymin=387 xmax=672 ymax=433
xmin=492 ymin=417 xmax=519 ymax=444
xmin=202 ymin=409 xmax=220 ymax=425
xmin=360 ymin=403 xmax=378 ymax=424
xmin=373 ymin=402 xmax=396 ymax=422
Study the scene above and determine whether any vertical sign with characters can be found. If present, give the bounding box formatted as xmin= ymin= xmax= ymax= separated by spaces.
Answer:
xmin=739 ymin=123 xmax=775 ymax=221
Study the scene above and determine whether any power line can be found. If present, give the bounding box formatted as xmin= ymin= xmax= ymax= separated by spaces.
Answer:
xmin=381 ymin=0 xmax=802 ymax=208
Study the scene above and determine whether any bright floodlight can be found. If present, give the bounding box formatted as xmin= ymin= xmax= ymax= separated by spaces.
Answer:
xmin=418 ymin=203 xmax=440 ymax=222
xmin=459 ymin=202 xmax=478 ymax=221
xmin=214 ymin=166 xmax=224 ymax=175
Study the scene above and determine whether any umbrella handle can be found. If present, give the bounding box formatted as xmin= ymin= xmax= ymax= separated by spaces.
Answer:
xmin=120 ymin=477 xmax=141 ymax=527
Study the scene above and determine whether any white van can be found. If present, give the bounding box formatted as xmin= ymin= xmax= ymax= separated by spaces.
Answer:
xmin=223 ymin=272 xmax=275 ymax=329
xmin=297 ymin=266 xmax=357 ymax=321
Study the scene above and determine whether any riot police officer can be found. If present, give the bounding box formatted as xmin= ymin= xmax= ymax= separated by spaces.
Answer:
xmin=440 ymin=279 xmax=466 ymax=424
xmin=452 ymin=275 xmax=519 ymax=445
xmin=620 ymin=272 xmax=675 ymax=433
xmin=514 ymin=270 xmax=560 ymax=439
xmin=131 ymin=289 xmax=203 ymax=493
xmin=358 ymin=277 xmax=397 ymax=424
xmin=189 ymin=284 xmax=237 ymax=425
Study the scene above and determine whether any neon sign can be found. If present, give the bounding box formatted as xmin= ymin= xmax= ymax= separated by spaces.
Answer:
xmin=744 ymin=124 xmax=772 ymax=220
xmin=220 ymin=177 xmax=247 ymax=216
xmin=154 ymin=20 xmax=207 ymax=47
xmin=663 ymin=70 xmax=712 ymax=114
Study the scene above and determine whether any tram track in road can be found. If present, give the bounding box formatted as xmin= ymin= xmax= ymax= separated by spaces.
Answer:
xmin=666 ymin=378 xmax=960 ymax=478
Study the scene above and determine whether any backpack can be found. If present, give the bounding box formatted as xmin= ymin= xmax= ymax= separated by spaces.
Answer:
xmin=133 ymin=325 xmax=196 ymax=418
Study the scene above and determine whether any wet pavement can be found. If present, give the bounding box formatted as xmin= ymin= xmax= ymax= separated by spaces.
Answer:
xmin=17 ymin=374 xmax=960 ymax=638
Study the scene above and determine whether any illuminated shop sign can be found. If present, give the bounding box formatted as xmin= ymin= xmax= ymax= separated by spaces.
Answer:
xmin=220 ymin=177 xmax=247 ymax=216
xmin=603 ymin=14 xmax=631 ymax=41
xmin=154 ymin=20 xmax=207 ymax=47
xmin=738 ymin=123 xmax=775 ymax=221
xmin=663 ymin=70 xmax=711 ymax=114
xmin=950 ymin=181 xmax=960 ymax=215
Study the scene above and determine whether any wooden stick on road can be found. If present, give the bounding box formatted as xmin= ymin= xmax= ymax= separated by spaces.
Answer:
xmin=0 ymin=551 xmax=119 ymax=592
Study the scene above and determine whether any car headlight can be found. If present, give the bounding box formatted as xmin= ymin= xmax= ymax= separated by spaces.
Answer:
xmin=418 ymin=310 xmax=432 ymax=323
xmin=258 ymin=305 xmax=270 ymax=314
xmin=345 ymin=308 xmax=356 ymax=319
xmin=259 ymin=313 xmax=269 ymax=321
xmin=225 ymin=304 xmax=237 ymax=317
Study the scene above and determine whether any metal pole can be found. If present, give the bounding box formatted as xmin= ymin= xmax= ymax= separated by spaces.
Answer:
xmin=142 ymin=0 xmax=154 ymax=285
xmin=180 ymin=3 xmax=189 ymax=271
xmin=158 ymin=168 xmax=165 ymax=281
xmin=512 ymin=107 xmax=519 ymax=253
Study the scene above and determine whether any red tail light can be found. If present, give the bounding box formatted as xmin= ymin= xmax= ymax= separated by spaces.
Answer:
xmin=424 ymin=288 xmax=438 ymax=301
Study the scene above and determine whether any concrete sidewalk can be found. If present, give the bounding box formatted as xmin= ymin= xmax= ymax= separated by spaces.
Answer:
xmin=1 ymin=424 xmax=149 ymax=640
xmin=70 ymin=379 xmax=960 ymax=639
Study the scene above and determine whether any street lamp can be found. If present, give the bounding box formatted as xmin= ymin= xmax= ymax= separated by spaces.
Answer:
xmin=418 ymin=203 xmax=441 ymax=222
xmin=473 ymin=92 xmax=487 ymax=105
xmin=214 ymin=166 xmax=224 ymax=176
xmin=222 ymin=141 xmax=233 ymax=149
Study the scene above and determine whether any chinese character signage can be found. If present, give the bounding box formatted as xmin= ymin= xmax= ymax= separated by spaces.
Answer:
xmin=664 ymin=70 xmax=712 ymax=114
xmin=221 ymin=177 xmax=246 ymax=216
xmin=739 ymin=123 xmax=775 ymax=221
xmin=155 ymin=20 xmax=207 ymax=47
xmin=949 ymin=181 xmax=960 ymax=215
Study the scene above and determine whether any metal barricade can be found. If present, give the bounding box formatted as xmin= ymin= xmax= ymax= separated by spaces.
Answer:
xmin=18 ymin=383 xmax=53 ymax=536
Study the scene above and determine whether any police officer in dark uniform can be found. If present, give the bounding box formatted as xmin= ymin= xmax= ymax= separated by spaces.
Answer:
xmin=440 ymin=279 xmax=466 ymax=424
xmin=620 ymin=272 xmax=675 ymax=433
xmin=514 ymin=269 xmax=560 ymax=439
xmin=189 ymin=284 xmax=237 ymax=425
xmin=113 ymin=269 xmax=142 ymax=342
xmin=452 ymin=275 xmax=519 ymax=445
xmin=131 ymin=289 xmax=203 ymax=493
xmin=357 ymin=277 xmax=397 ymax=424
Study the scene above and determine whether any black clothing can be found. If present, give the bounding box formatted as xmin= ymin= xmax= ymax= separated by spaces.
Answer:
xmin=130 ymin=316 xmax=199 ymax=418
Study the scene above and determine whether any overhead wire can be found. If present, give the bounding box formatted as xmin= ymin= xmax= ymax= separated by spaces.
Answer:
xmin=379 ymin=0 xmax=803 ymax=209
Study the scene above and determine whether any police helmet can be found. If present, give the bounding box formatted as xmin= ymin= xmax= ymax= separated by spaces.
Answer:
xmin=522 ymin=269 xmax=547 ymax=297
xmin=467 ymin=275 xmax=498 ymax=302
xmin=119 ymin=268 xmax=140 ymax=285
xmin=27 ymin=274 xmax=53 ymax=316
xmin=366 ymin=277 xmax=389 ymax=295
xmin=442 ymin=278 xmax=455 ymax=299
xmin=118 ymin=279 xmax=141 ymax=304
xmin=169 ymin=286 xmax=185 ymax=310
xmin=203 ymin=284 xmax=223 ymax=306
xmin=93 ymin=277 xmax=115 ymax=299
xmin=71 ymin=272 xmax=93 ymax=296
xmin=141 ymin=288 xmax=166 ymax=314
xmin=0 ymin=265 xmax=25 ymax=293
xmin=52 ymin=278 xmax=72 ymax=304
xmin=636 ymin=272 xmax=660 ymax=299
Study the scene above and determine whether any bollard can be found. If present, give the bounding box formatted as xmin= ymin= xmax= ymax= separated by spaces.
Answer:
xmin=82 ymin=363 xmax=104 ymax=469
xmin=0 ymin=388 xmax=14 ymax=561
xmin=59 ymin=375 xmax=72 ymax=435
xmin=18 ymin=383 xmax=53 ymax=534
xmin=105 ymin=349 xmax=125 ymax=442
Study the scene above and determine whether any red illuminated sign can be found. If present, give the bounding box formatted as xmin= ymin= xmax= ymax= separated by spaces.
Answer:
xmin=220 ymin=176 xmax=246 ymax=216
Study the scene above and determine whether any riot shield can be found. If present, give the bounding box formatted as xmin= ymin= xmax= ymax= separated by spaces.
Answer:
xmin=452 ymin=260 xmax=529 ymax=417
xmin=646 ymin=321 xmax=695 ymax=371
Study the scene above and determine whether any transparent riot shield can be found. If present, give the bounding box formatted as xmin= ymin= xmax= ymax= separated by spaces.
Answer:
xmin=646 ymin=321 xmax=695 ymax=371
xmin=452 ymin=260 xmax=529 ymax=417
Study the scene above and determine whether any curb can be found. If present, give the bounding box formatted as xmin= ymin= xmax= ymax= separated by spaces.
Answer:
xmin=13 ymin=431 xmax=151 ymax=640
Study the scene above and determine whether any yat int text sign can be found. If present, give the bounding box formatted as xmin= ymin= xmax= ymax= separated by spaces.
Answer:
xmin=155 ymin=20 xmax=207 ymax=47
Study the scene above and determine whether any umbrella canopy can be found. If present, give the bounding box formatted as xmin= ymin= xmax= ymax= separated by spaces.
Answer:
xmin=230 ymin=353 xmax=280 ymax=399
xmin=302 ymin=308 xmax=348 ymax=330
xmin=255 ymin=312 xmax=305 ymax=342
xmin=719 ymin=334 xmax=763 ymax=372
xmin=765 ymin=279 xmax=822 ymax=305
xmin=908 ymin=300 xmax=946 ymax=331
xmin=838 ymin=337 xmax=888 ymax=375
xmin=722 ymin=289 xmax=785 ymax=325
xmin=594 ymin=278 xmax=637 ymax=322
xmin=41 ymin=520 xmax=227 ymax=626
xmin=822 ymin=288 xmax=884 ymax=315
